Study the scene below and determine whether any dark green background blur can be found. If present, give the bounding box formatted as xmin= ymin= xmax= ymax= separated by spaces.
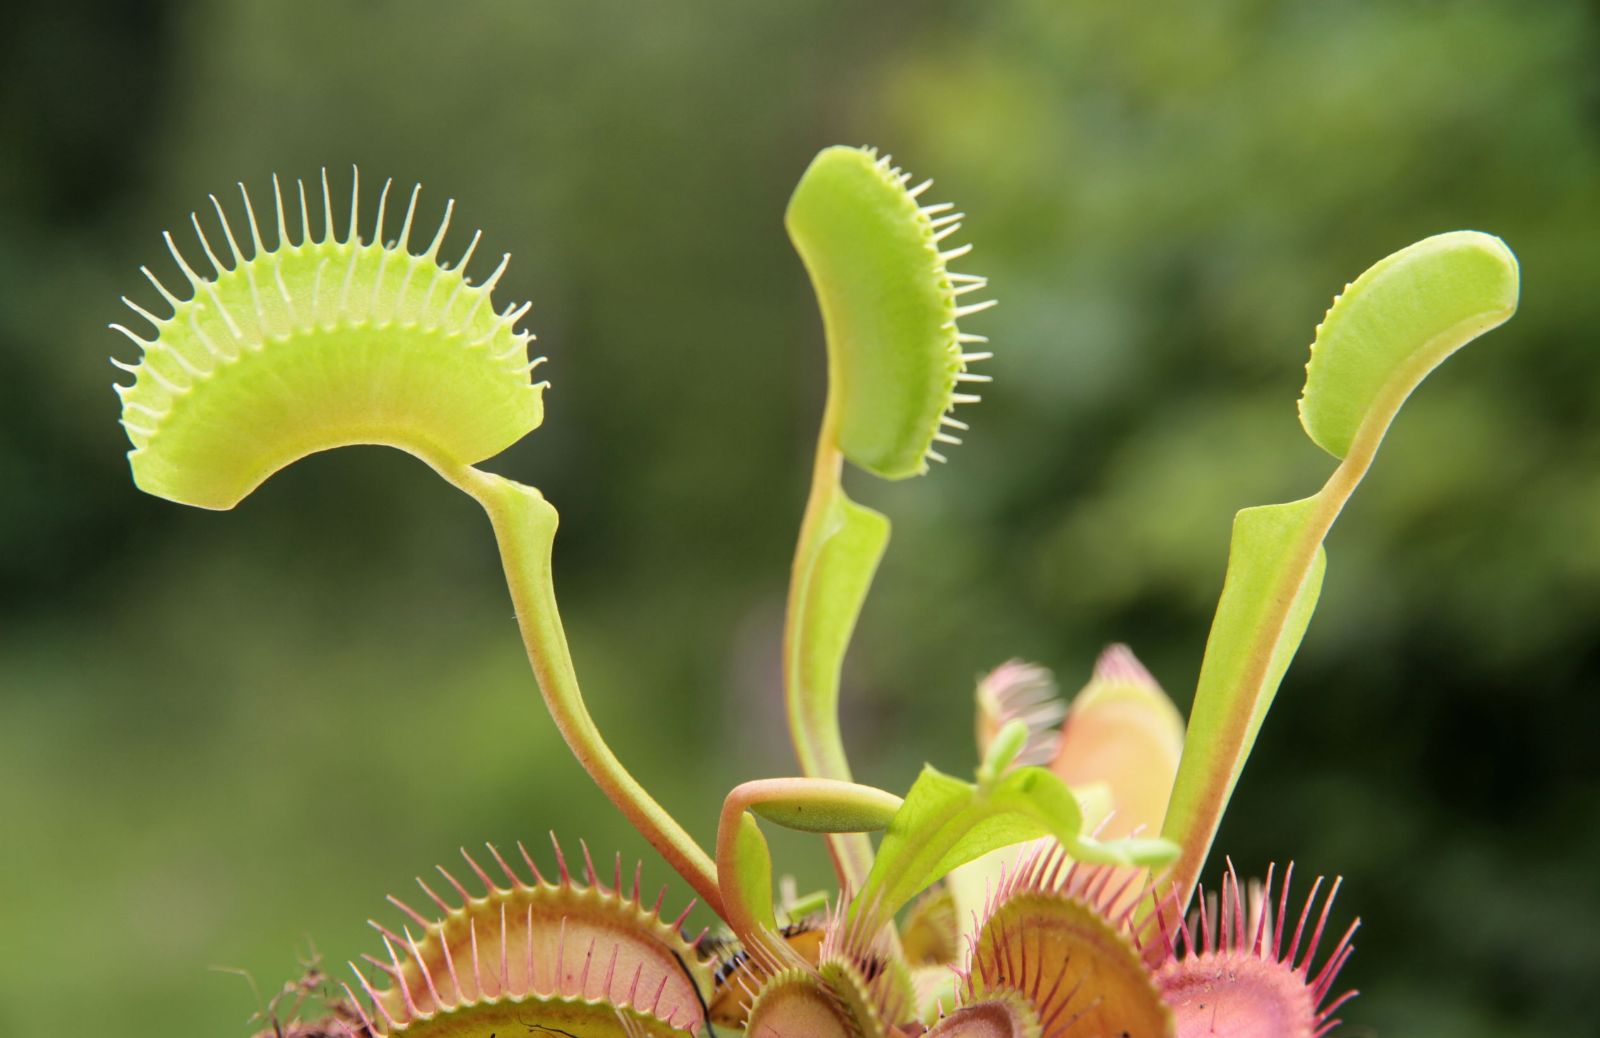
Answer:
xmin=2 ymin=2 xmax=1597 ymax=1035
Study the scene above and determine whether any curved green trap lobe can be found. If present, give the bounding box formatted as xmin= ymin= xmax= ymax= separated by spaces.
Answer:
xmin=925 ymin=995 xmax=1041 ymax=1038
xmin=971 ymin=893 xmax=1172 ymax=1038
xmin=1298 ymin=231 xmax=1518 ymax=459
xmin=817 ymin=957 xmax=903 ymax=1038
xmin=386 ymin=998 xmax=691 ymax=1038
xmin=787 ymin=146 xmax=960 ymax=479
xmin=362 ymin=849 xmax=711 ymax=1037
xmin=119 ymin=194 xmax=543 ymax=510
xmin=745 ymin=972 xmax=857 ymax=1038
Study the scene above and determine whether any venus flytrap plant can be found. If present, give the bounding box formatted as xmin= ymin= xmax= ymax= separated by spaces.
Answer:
xmin=110 ymin=146 xmax=1519 ymax=1038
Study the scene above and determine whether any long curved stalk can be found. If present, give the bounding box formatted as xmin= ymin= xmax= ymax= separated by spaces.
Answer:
xmin=783 ymin=405 xmax=886 ymax=892
xmin=439 ymin=461 xmax=725 ymax=921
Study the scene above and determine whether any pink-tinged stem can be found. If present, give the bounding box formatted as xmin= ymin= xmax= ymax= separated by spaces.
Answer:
xmin=443 ymin=463 xmax=725 ymax=922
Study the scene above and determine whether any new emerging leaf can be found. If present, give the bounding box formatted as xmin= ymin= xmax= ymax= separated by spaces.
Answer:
xmin=855 ymin=765 xmax=1177 ymax=926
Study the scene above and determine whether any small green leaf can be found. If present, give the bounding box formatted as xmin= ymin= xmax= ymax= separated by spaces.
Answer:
xmin=854 ymin=765 xmax=1176 ymax=923
xmin=1299 ymin=231 xmax=1519 ymax=459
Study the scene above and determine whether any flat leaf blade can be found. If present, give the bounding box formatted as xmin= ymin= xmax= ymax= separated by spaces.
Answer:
xmin=1160 ymin=499 xmax=1326 ymax=895
xmin=787 ymin=490 xmax=891 ymax=782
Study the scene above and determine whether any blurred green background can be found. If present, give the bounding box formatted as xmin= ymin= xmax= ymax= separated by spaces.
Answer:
xmin=3 ymin=1 xmax=1598 ymax=1035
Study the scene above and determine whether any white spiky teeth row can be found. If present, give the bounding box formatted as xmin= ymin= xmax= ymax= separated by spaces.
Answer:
xmin=929 ymin=298 xmax=996 ymax=464
xmin=872 ymin=155 xmax=999 ymax=468
xmin=111 ymin=170 xmax=543 ymax=444
xmin=112 ymin=167 xmax=536 ymax=369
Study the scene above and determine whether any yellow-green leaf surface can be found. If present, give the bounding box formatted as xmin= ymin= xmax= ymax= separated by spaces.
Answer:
xmin=1168 ymin=500 xmax=1326 ymax=816
xmin=747 ymin=779 xmax=904 ymax=834
xmin=113 ymin=171 xmax=544 ymax=510
xmin=730 ymin=811 xmax=778 ymax=931
xmin=1299 ymin=231 xmax=1520 ymax=458
xmin=969 ymin=893 xmax=1172 ymax=1038
xmin=746 ymin=971 xmax=858 ymax=1038
xmin=787 ymin=145 xmax=990 ymax=479
xmin=925 ymin=995 xmax=1042 ymax=1038
xmin=1159 ymin=231 xmax=1519 ymax=907
xmin=785 ymin=491 xmax=891 ymax=783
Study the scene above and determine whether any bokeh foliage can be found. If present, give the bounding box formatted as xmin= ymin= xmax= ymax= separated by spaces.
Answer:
xmin=1 ymin=2 xmax=1597 ymax=1035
